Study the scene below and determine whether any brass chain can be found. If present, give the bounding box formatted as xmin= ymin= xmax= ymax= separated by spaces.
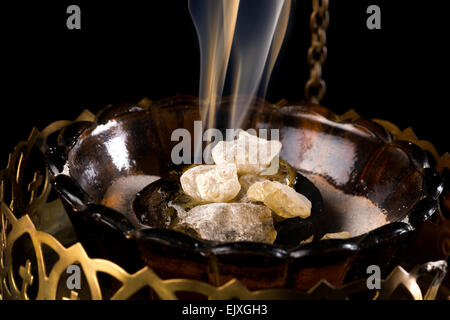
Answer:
xmin=305 ymin=0 xmax=329 ymax=104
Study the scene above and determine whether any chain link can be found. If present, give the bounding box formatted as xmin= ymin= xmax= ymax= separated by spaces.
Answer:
xmin=305 ymin=0 xmax=329 ymax=104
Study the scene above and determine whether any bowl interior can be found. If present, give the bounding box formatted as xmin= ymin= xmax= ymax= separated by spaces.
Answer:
xmin=66 ymin=98 xmax=430 ymax=240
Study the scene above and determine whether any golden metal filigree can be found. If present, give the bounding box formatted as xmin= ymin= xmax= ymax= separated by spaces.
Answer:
xmin=372 ymin=118 xmax=441 ymax=161
xmin=0 ymin=109 xmax=449 ymax=300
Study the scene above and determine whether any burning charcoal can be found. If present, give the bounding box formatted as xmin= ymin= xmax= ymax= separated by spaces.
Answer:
xmin=320 ymin=231 xmax=352 ymax=240
xmin=180 ymin=164 xmax=241 ymax=202
xmin=211 ymin=130 xmax=282 ymax=174
xmin=172 ymin=203 xmax=277 ymax=244
xmin=247 ymin=180 xmax=312 ymax=219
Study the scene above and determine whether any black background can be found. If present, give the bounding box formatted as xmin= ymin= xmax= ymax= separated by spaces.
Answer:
xmin=2 ymin=0 xmax=448 ymax=166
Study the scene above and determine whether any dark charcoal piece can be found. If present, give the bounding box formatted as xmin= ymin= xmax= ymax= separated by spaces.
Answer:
xmin=133 ymin=175 xmax=179 ymax=228
xmin=133 ymin=174 xmax=201 ymax=228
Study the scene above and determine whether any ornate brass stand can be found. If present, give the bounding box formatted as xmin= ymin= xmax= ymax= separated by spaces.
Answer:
xmin=1 ymin=108 xmax=449 ymax=300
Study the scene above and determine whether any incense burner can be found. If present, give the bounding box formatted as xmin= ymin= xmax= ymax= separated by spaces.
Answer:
xmin=46 ymin=95 xmax=443 ymax=291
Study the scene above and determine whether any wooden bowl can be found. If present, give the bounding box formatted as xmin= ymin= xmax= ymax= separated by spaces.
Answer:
xmin=46 ymin=95 xmax=443 ymax=291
